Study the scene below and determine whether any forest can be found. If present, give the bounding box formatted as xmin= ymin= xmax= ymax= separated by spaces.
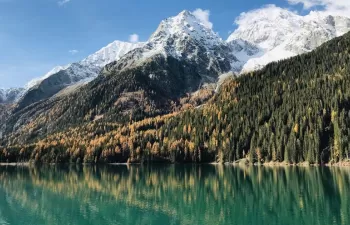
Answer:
xmin=2 ymin=32 xmax=350 ymax=164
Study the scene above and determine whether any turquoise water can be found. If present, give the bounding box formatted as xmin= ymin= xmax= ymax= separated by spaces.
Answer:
xmin=0 ymin=165 xmax=349 ymax=225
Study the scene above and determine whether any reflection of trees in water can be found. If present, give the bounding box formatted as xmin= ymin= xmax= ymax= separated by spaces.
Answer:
xmin=0 ymin=165 xmax=349 ymax=225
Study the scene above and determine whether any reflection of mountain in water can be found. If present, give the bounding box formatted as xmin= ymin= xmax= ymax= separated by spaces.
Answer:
xmin=0 ymin=165 xmax=349 ymax=225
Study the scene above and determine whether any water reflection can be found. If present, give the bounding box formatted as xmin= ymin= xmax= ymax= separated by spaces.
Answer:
xmin=0 ymin=165 xmax=349 ymax=225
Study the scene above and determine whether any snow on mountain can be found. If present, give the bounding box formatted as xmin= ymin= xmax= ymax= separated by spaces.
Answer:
xmin=25 ymin=65 xmax=71 ymax=90
xmin=227 ymin=39 xmax=262 ymax=72
xmin=13 ymin=40 xmax=145 ymax=109
xmin=8 ymin=6 xmax=350 ymax=107
xmin=228 ymin=5 xmax=302 ymax=49
xmin=228 ymin=5 xmax=350 ymax=72
xmin=106 ymin=10 xmax=237 ymax=78
xmin=125 ymin=10 xmax=227 ymax=64
xmin=82 ymin=40 xmax=145 ymax=68
xmin=25 ymin=41 xmax=145 ymax=90
xmin=0 ymin=89 xmax=6 ymax=103
xmin=149 ymin=10 xmax=223 ymax=53
xmin=0 ymin=88 xmax=25 ymax=104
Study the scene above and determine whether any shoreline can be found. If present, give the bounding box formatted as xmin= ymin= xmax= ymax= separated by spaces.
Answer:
xmin=232 ymin=159 xmax=350 ymax=167
xmin=1 ymin=161 xmax=350 ymax=167
xmin=0 ymin=162 xmax=30 ymax=166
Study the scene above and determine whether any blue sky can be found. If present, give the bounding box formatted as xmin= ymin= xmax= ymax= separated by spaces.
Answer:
xmin=0 ymin=0 xmax=340 ymax=88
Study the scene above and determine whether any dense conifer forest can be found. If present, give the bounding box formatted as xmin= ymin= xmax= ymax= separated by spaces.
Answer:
xmin=2 ymin=32 xmax=350 ymax=164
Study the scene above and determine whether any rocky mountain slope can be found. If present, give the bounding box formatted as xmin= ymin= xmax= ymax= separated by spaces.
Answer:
xmin=15 ymin=41 xmax=144 ymax=110
xmin=1 ymin=10 xmax=237 ymax=144
xmin=104 ymin=10 xmax=237 ymax=84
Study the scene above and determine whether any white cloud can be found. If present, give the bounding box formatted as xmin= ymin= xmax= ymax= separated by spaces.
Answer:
xmin=129 ymin=34 xmax=139 ymax=43
xmin=234 ymin=5 xmax=292 ymax=26
xmin=58 ymin=0 xmax=71 ymax=6
xmin=192 ymin=9 xmax=213 ymax=30
xmin=287 ymin=0 xmax=350 ymax=16
xmin=69 ymin=50 xmax=79 ymax=55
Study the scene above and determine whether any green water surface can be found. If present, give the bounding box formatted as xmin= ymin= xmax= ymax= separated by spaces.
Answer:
xmin=0 ymin=165 xmax=349 ymax=225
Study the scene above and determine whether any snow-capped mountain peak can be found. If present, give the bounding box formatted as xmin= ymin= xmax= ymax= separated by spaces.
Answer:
xmin=108 ymin=9 xmax=235 ymax=72
xmin=7 ymin=7 xmax=350 ymax=107
xmin=25 ymin=65 xmax=71 ymax=90
xmin=23 ymin=40 xmax=144 ymax=91
xmin=81 ymin=40 xmax=145 ymax=68
xmin=103 ymin=10 xmax=236 ymax=87
xmin=228 ymin=5 xmax=350 ymax=73
xmin=228 ymin=5 xmax=303 ymax=50
xmin=15 ymin=40 xmax=145 ymax=108
xmin=150 ymin=10 xmax=222 ymax=49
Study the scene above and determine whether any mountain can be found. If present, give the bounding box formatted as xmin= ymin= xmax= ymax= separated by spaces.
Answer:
xmin=13 ymin=6 xmax=350 ymax=110
xmin=1 ymin=10 xmax=237 ymax=144
xmin=104 ymin=10 xmax=237 ymax=77
xmin=24 ymin=65 xmax=71 ymax=90
xmin=4 ymin=29 xmax=350 ymax=164
xmin=0 ymin=88 xmax=24 ymax=104
xmin=228 ymin=5 xmax=350 ymax=72
xmin=16 ymin=41 xmax=144 ymax=110
xmin=3 ymin=8 xmax=350 ymax=163
xmin=16 ymin=10 xmax=242 ymax=111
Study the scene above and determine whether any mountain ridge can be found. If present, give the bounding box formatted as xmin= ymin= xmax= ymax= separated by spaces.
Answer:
xmin=14 ymin=41 xmax=145 ymax=110
xmin=228 ymin=5 xmax=350 ymax=72
xmin=3 ymin=6 xmax=350 ymax=106
xmin=3 ymin=29 xmax=350 ymax=164
xmin=1 ymin=8 xmax=350 ymax=148
xmin=1 ymin=10 xmax=235 ymax=143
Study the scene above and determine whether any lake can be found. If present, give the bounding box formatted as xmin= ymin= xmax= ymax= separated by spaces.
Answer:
xmin=0 ymin=165 xmax=349 ymax=225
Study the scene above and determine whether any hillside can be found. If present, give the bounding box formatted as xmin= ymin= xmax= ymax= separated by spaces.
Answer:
xmin=2 ymin=31 xmax=350 ymax=164
xmin=0 ymin=10 xmax=233 ymax=145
